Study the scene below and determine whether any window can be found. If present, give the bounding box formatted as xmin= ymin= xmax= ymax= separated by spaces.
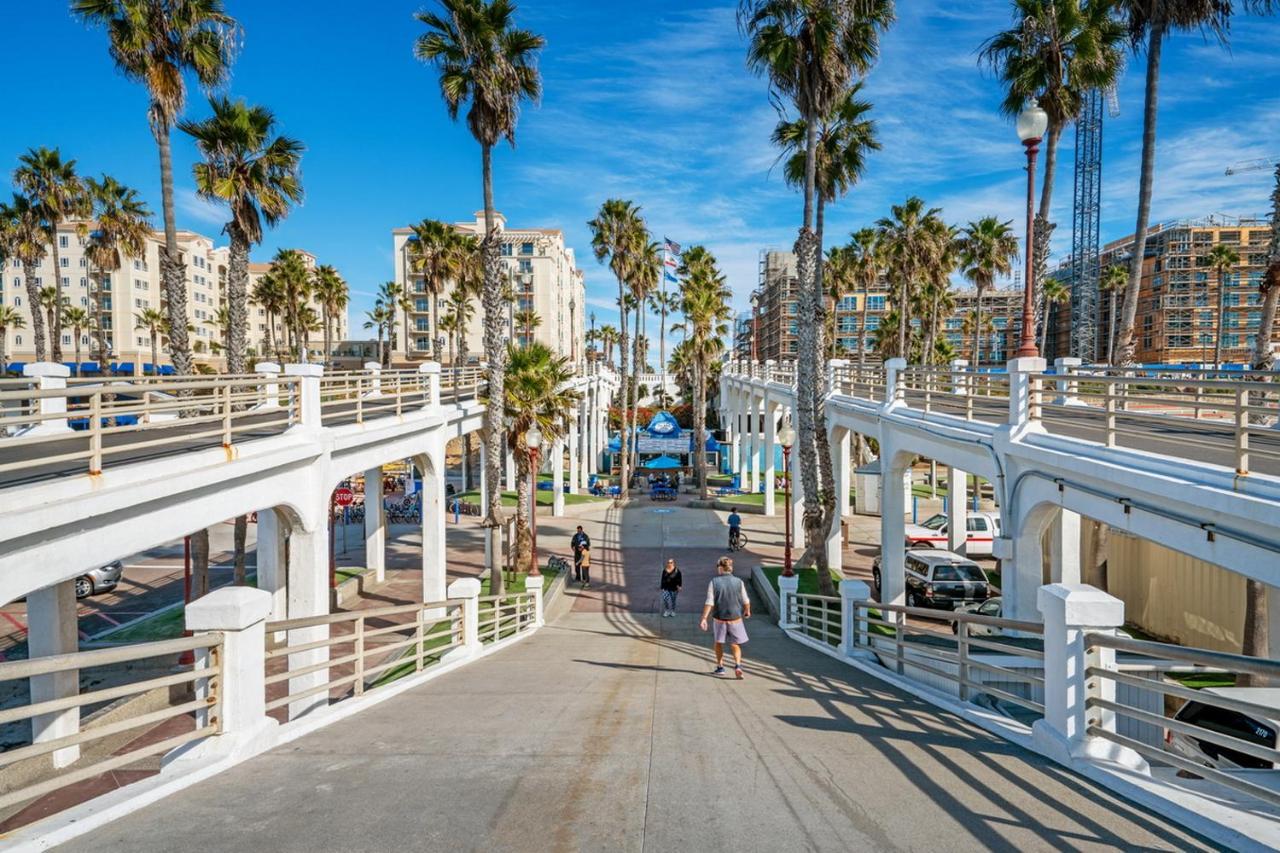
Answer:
xmin=14 ymin=297 xmax=20 ymax=306
xmin=500 ymin=244 xmax=512 ymax=257
xmin=415 ymin=318 xmax=430 ymax=331
xmin=786 ymin=302 xmax=797 ymax=316
xmin=61 ymin=277 xmax=70 ymax=287
xmin=837 ymin=296 xmax=857 ymax=311
xmin=520 ymin=242 xmax=534 ymax=255
xmin=59 ymin=235 xmax=68 ymax=248
xmin=415 ymin=298 xmax=429 ymax=311
xmin=867 ymin=296 xmax=886 ymax=311
xmin=518 ymin=259 xmax=533 ymax=274
xmin=79 ymin=257 xmax=86 ymax=268
xmin=966 ymin=517 xmax=988 ymax=532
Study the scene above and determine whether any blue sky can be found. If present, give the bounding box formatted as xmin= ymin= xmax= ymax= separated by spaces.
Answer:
xmin=2 ymin=1 xmax=1278 ymax=335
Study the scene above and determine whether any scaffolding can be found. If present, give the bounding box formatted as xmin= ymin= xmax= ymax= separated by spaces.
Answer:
xmin=1070 ymin=88 xmax=1103 ymax=363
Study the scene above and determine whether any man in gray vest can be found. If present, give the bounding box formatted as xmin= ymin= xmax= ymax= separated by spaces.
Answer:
xmin=699 ymin=556 xmax=751 ymax=678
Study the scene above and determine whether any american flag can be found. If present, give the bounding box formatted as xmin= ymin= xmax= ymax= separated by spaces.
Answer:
xmin=663 ymin=237 xmax=681 ymax=256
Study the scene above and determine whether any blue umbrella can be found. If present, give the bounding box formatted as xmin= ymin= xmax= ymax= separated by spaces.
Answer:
xmin=642 ymin=455 xmax=682 ymax=470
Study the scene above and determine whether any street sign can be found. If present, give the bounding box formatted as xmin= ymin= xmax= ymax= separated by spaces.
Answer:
xmin=334 ymin=487 xmax=355 ymax=507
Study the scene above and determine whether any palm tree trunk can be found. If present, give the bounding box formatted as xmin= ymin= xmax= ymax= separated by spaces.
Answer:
xmin=1107 ymin=290 xmax=1117 ymax=364
xmin=616 ymin=282 xmax=631 ymax=500
xmin=1038 ymin=121 xmax=1062 ymax=224
xmin=1115 ymin=24 xmax=1164 ymax=367
xmin=233 ymin=516 xmax=247 ymax=584
xmin=23 ymin=264 xmax=47 ymax=361
xmin=1213 ymin=270 xmax=1226 ymax=370
xmin=514 ymin=446 xmax=532 ymax=572
xmin=898 ymin=277 xmax=910 ymax=359
xmin=49 ymin=234 xmax=64 ymax=363
xmin=973 ymin=289 xmax=984 ymax=366
xmin=226 ymin=229 xmax=250 ymax=376
xmin=155 ymin=124 xmax=193 ymax=377
xmin=695 ymin=359 xmax=707 ymax=500
xmin=73 ymin=330 xmax=81 ymax=376
xmin=1039 ymin=293 xmax=1051 ymax=354
xmin=479 ymin=142 xmax=508 ymax=597
xmin=1 ymin=329 xmax=8 ymax=374
xmin=432 ymin=293 xmax=441 ymax=361
xmin=150 ymin=331 xmax=158 ymax=374
xmin=793 ymin=106 xmax=824 ymax=573
xmin=858 ymin=293 xmax=868 ymax=369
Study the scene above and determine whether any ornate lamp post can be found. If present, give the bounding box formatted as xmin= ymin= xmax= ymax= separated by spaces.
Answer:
xmin=1016 ymin=102 xmax=1049 ymax=359
xmin=778 ymin=420 xmax=796 ymax=578
xmin=525 ymin=425 xmax=543 ymax=577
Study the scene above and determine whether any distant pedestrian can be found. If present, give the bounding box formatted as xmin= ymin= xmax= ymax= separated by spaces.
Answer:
xmin=726 ymin=510 xmax=742 ymax=550
xmin=699 ymin=557 xmax=751 ymax=678
xmin=570 ymin=526 xmax=590 ymax=582
xmin=658 ymin=559 xmax=682 ymax=617
xmin=578 ymin=545 xmax=591 ymax=589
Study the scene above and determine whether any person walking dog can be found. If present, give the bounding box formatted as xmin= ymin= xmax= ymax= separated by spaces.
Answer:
xmin=659 ymin=559 xmax=682 ymax=617
xmin=699 ymin=557 xmax=750 ymax=678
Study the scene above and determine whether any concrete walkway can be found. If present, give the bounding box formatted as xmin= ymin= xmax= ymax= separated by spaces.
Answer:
xmin=57 ymin=497 xmax=1218 ymax=852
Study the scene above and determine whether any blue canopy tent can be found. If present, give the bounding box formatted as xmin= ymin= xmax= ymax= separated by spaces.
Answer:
xmin=642 ymin=455 xmax=682 ymax=470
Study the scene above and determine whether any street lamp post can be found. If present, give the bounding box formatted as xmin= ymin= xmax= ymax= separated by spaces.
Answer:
xmin=1016 ymin=103 xmax=1049 ymax=359
xmin=778 ymin=421 xmax=796 ymax=578
xmin=526 ymin=425 xmax=543 ymax=577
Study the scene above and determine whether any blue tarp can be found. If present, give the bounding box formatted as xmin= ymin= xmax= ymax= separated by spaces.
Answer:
xmin=642 ymin=455 xmax=682 ymax=470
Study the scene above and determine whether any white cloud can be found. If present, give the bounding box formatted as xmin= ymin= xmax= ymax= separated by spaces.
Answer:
xmin=176 ymin=187 xmax=228 ymax=229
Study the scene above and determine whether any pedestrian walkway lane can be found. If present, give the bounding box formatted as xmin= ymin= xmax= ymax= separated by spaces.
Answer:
xmin=61 ymin=610 xmax=1216 ymax=852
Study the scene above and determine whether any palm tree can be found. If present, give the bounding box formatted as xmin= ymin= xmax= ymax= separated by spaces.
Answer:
xmin=1203 ymin=243 xmax=1240 ymax=370
xmin=75 ymin=0 xmax=239 ymax=378
xmin=648 ymin=289 xmax=679 ymax=380
xmin=741 ymin=0 xmax=894 ymax=581
xmin=501 ymin=342 xmax=580 ymax=572
xmin=271 ymin=250 xmax=312 ymax=361
xmin=437 ymin=310 xmax=458 ymax=365
xmin=363 ymin=305 xmax=392 ymax=365
xmin=1099 ymin=262 xmax=1127 ymax=363
xmin=0 ymin=195 xmax=50 ymax=360
xmin=405 ymin=218 xmax=459 ymax=361
xmin=62 ymin=307 xmax=91 ymax=375
xmin=514 ymin=309 xmax=541 ymax=345
xmin=252 ymin=270 xmax=286 ymax=361
xmin=312 ymin=265 xmax=349 ymax=361
xmin=961 ymin=309 xmax=997 ymax=364
xmin=181 ymin=96 xmax=304 ymax=378
xmin=38 ymin=287 xmax=61 ymax=356
xmin=628 ymin=238 xmax=661 ymax=474
xmin=980 ymin=0 xmax=1126 ymax=322
xmin=673 ymin=246 xmax=732 ymax=502
xmin=0 ymin=306 xmax=26 ymax=374
xmin=917 ymin=223 xmax=959 ymax=365
xmin=85 ymin=175 xmax=152 ymax=370
xmin=416 ymin=0 xmax=545 ymax=597
xmin=136 ymin=307 xmax=167 ymax=372
xmin=1039 ymin=275 xmax=1071 ymax=354
xmin=847 ymin=228 xmax=882 ymax=370
xmin=13 ymin=147 xmax=91 ymax=363
xmin=598 ymin=325 xmax=618 ymax=366
xmin=877 ymin=197 xmax=945 ymax=358
xmin=958 ymin=216 xmax=1020 ymax=367
xmin=1112 ymin=0 xmax=1275 ymax=365
xmin=376 ymin=280 xmax=404 ymax=363
xmin=1251 ymin=164 xmax=1280 ymax=373
xmin=588 ymin=198 xmax=646 ymax=500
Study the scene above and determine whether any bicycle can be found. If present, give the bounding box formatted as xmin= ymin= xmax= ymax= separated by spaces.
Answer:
xmin=546 ymin=555 xmax=571 ymax=574
xmin=729 ymin=529 xmax=748 ymax=551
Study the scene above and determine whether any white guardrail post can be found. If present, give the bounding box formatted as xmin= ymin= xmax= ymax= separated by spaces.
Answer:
xmin=1031 ymin=584 xmax=1146 ymax=771
xmin=419 ymin=361 xmax=441 ymax=409
xmin=527 ymin=574 xmax=545 ymax=627
xmin=284 ymin=363 xmax=323 ymax=430
xmin=838 ymin=579 xmax=870 ymax=657
xmin=444 ymin=577 xmax=482 ymax=662
xmin=884 ymin=358 xmax=906 ymax=408
xmin=255 ymin=361 xmax=281 ymax=409
xmin=363 ymin=361 xmax=382 ymax=396
xmin=1006 ymin=356 xmax=1046 ymax=431
xmin=777 ymin=574 xmax=798 ymax=629
xmin=22 ymin=362 xmax=73 ymax=435
xmin=168 ymin=586 xmax=276 ymax=766
xmin=1053 ymin=357 xmax=1083 ymax=407
xmin=763 ymin=359 xmax=775 ymax=383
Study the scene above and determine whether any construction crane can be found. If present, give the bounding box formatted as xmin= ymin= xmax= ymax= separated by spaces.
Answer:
xmin=1225 ymin=156 xmax=1279 ymax=176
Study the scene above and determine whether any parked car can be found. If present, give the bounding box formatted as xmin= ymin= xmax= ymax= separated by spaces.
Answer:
xmin=952 ymin=596 xmax=1006 ymax=635
xmin=75 ymin=561 xmax=124 ymax=599
xmin=903 ymin=510 xmax=1001 ymax=555
xmin=872 ymin=549 xmax=991 ymax=610
xmin=1164 ymin=688 xmax=1280 ymax=771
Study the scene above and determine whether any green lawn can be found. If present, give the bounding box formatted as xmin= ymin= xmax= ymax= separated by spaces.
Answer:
xmin=455 ymin=489 xmax=608 ymax=508
xmin=95 ymin=605 xmax=187 ymax=643
xmin=761 ymin=565 xmax=843 ymax=596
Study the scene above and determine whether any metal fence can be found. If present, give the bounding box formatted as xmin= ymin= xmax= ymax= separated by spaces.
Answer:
xmin=0 ymin=633 xmax=223 ymax=811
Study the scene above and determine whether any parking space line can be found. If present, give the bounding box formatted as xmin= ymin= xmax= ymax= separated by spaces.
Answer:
xmin=1 ymin=611 xmax=27 ymax=634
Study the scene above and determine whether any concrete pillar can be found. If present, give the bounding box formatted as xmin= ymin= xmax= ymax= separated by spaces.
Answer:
xmin=763 ymin=399 xmax=777 ymax=516
xmin=447 ymin=578 xmax=482 ymax=658
xmin=363 ymin=361 xmax=382 ymax=396
xmin=839 ymin=579 xmax=871 ymax=656
xmin=1006 ymin=356 xmax=1047 ymax=431
xmin=879 ymin=451 xmax=908 ymax=606
xmin=527 ymin=574 xmax=545 ymax=627
xmin=826 ymin=428 xmax=850 ymax=572
xmin=255 ymin=361 xmax=281 ymax=409
xmin=505 ymin=448 xmax=517 ymax=492
xmin=731 ymin=390 xmax=743 ymax=475
xmin=284 ymin=363 xmax=323 ymax=429
xmin=419 ymin=361 xmax=441 ymax=408
xmin=285 ymin=525 xmax=329 ymax=720
xmin=790 ymin=428 xmax=805 ymax=543
xmin=568 ymin=417 xmax=580 ymax=495
xmin=22 ymin=363 xmax=73 ymax=435
xmin=748 ymin=396 xmax=761 ymax=494
xmin=364 ymin=466 xmax=386 ymax=583
xmin=1032 ymin=584 xmax=1144 ymax=769
xmin=1048 ymin=508 xmax=1082 ymax=585
xmin=256 ymin=507 xmax=288 ymax=625
xmin=1053 ymin=357 xmax=1084 ymax=406
xmin=181 ymin=586 xmax=274 ymax=757
xmin=778 ymin=574 xmax=798 ymax=629
xmin=551 ymin=437 xmax=566 ymax=517
xmin=421 ymin=451 xmax=447 ymax=609
xmin=947 ymin=466 xmax=968 ymax=556
xmin=27 ymin=580 xmax=80 ymax=767
xmin=1266 ymin=585 xmax=1279 ymax=671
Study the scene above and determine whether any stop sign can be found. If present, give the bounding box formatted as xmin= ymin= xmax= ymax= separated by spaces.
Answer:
xmin=334 ymin=487 xmax=355 ymax=506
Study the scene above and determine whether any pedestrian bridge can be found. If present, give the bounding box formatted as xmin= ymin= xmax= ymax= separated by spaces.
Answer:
xmin=1 ymin=356 xmax=1279 ymax=850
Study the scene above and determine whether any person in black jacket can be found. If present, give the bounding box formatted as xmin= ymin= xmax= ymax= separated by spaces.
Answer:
xmin=659 ymin=559 xmax=682 ymax=617
xmin=570 ymin=526 xmax=590 ymax=582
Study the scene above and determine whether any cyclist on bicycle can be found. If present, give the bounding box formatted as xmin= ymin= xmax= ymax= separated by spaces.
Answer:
xmin=727 ymin=510 xmax=742 ymax=551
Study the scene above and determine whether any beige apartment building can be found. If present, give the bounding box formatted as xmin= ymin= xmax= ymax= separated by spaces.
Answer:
xmin=391 ymin=211 xmax=586 ymax=364
xmin=1 ymin=220 xmax=346 ymax=369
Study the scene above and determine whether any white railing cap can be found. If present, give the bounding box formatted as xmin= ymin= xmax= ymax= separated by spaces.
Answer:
xmin=363 ymin=361 xmax=381 ymax=372
xmin=186 ymin=586 xmax=272 ymax=631
xmin=254 ymin=361 xmax=281 ymax=374
xmin=525 ymin=575 xmax=544 ymax=590
xmin=1037 ymin=583 xmax=1123 ymax=627
xmin=447 ymin=577 xmax=481 ymax=598
xmin=283 ymin=363 xmax=324 ymax=378
xmin=23 ymin=362 xmax=70 ymax=379
xmin=418 ymin=361 xmax=441 ymax=374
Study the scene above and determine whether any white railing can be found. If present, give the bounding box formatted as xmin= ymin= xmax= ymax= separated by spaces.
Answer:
xmin=1083 ymin=632 xmax=1280 ymax=808
xmin=475 ymin=592 xmax=537 ymax=644
xmin=785 ymin=593 xmax=842 ymax=648
xmin=263 ymin=599 xmax=464 ymax=715
xmin=0 ymin=633 xmax=223 ymax=812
